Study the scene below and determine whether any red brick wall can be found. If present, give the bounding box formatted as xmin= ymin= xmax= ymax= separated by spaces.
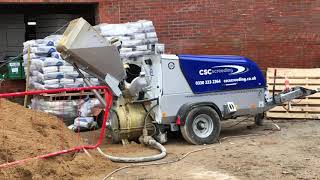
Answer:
xmin=99 ymin=0 xmax=320 ymax=70
xmin=0 ymin=0 xmax=319 ymax=94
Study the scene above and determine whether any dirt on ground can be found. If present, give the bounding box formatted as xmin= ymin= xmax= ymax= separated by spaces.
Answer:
xmin=0 ymin=99 xmax=117 ymax=179
xmin=0 ymin=99 xmax=319 ymax=180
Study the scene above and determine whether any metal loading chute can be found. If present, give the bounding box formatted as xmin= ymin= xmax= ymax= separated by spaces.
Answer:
xmin=56 ymin=17 xmax=126 ymax=97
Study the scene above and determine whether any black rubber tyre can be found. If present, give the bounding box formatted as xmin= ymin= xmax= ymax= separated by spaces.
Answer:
xmin=254 ymin=113 xmax=265 ymax=126
xmin=180 ymin=106 xmax=221 ymax=145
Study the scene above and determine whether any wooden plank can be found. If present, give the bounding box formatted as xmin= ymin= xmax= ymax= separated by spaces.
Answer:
xmin=287 ymin=99 xmax=320 ymax=105
xmin=266 ymin=78 xmax=320 ymax=85
xmin=266 ymin=112 xmax=320 ymax=119
xmin=267 ymin=68 xmax=320 ymax=78
xmin=269 ymin=106 xmax=320 ymax=113
xmin=266 ymin=68 xmax=320 ymax=119
xmin=267 ymin=85 xmax=320 ymax=91
xmin=266 ymin=90 xmax=320 ymax=98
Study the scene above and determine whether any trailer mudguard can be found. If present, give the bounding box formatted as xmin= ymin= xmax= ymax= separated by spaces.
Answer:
xmin=178 ymin=55 xmax=266 ymax=94
xmin=177 ymin=102 xmax=222 ymax=126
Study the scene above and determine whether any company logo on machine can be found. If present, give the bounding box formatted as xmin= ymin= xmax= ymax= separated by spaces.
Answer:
xmin=199 ymin=65 xmax=248 ymax=76
xmin=168 ymin=62 xmax=175 ymax=70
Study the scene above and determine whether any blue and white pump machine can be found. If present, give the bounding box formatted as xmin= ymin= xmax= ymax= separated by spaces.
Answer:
xmin=57 ymin=18 xmax=318 ymax=147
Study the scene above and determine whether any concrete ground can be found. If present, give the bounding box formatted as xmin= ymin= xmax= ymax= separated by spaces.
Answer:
xmin=83 ymin=119 xmax=320 ymax=180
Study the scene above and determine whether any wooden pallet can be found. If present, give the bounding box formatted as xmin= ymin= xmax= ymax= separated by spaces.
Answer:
xmin=37 ymin=89 xmax=104 ymax=101
xmin=266 ymin=68 xmax=320 ymax=119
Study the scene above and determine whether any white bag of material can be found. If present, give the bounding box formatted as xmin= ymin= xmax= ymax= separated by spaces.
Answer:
xmin=29 ymin=76 xmax=38 ymax=83
xmin=143 ymin=26 xmax=155 ymax=33
xmin=37 ymin=71 xmax=64 ymax=81
xmin=43 ymin=79 xmax=60 ymax=85
xmin=31 ymin=70 xmax=40 ymax=76
xmin=32 ymin=82 xmax=61 ymax=90
xmin=138 ymin=20 xmax=154 ymax=28
xmin=51 ymin=52 xmax=62 ymax=59
xmin=121 ymin=40 xmax=144 ymax=47
xmin=24 ymin=58 xmax=63 ymax=69
xmin=120 ymin=48 xmax=133 ymax=53
xmin=29 ymin=59 xmax=44 ymax=69
xmin=104 ymin=36 xmax=131 ymax=41
xmin=79 ymin=98 xmax=101 ymax=117
xmin=70 ymin=117 xmax=97 ymax=130
xmin=61 ymin=60 xmax=72 ymax=66
xmin=23 ymin=46 xmax=56 ymax=54
xmin=43 ymin=58 xmax=64 ymax=67
xmin=32 ymin=82 xmax=46 ymax=90
xmin=100 ymin=24 xmax=144 ymax=36
xmin=44 ymin=83 xmax=63 ymax=89
xmin=42 ymin=66 xmax=59 ymax=74
xmin=23 ymin=39 xmax=55 ymax=47
xmin=32 ymin=98 xmax=78 ymax=110
xmin=64 ymin=83 xmax=84 ymax=88
xmin=135 ymin=45 xmax=148 ymax=51
xmin=60 ymin=78 xmax=74 ymax=84
xmin=31 ymin=98 xmax=78 ymax=119
xmin=146 ymin=32 xmax=157 ymax=38
xmin=99 ymin=24 xmax=133 ymax=35
xmin=27 ymin=65 xmax=37 ymax=71
xmin=127 ymin=22 xmax=143 ymax=29
xmin=120 ymin=50 xmax=152 ymax=58
xmin=89 ymin=78 xmax=100 ymax=86
xmin=64 ymin=71 xmax=79 ymax=78
xmin=23 ymin=53 xmax=40 ymax=61
xmin=75 ymin=78 xmax=84 ymax=83
xmin=74 ymin=79 xmax=85 ymax=87
xmin=118 ymin=36 xmax=132 ymax=41
xmin=144 ymin=38 xmax=159 ymax=44
xmin=131 ymin=33 xmax=146 ymax=40
xmin=59 ymin=66 xmax=74 ymax=73
xmin=23 ymin=40 xmax=37 ymax=47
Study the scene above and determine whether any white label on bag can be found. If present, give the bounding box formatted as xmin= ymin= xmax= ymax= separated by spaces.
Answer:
xmin=12 ymin=68 xmax=18 ymax=73
xmin=9 ymin=63 xmax=20 ymax=67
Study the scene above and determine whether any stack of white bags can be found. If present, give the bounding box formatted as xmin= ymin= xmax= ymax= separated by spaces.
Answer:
xmin=96 ymin=20 xmax=159 ymax=61
xmin=23 ymin=35 xmax=100 ymax=90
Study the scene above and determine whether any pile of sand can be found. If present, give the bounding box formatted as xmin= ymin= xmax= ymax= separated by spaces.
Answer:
xmin=0 ymin=99 xmax=116 ymax=179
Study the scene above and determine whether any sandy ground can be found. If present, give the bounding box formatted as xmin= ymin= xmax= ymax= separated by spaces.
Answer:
xmin=87 ymin=120 xmax=320 ymax=180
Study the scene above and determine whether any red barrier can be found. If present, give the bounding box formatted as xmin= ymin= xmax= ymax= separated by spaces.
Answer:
xmin=0 ymin=86 xmax=113 ymax=168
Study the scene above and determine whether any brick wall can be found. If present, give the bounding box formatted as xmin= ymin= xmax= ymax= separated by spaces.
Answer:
xmin=0 ymin=0 xmax=319 ymax=93
xmin=99 ymin=0 xmax=320 ymax=70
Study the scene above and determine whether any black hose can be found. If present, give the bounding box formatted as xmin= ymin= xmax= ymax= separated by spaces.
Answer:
xmin=272 ymin=69 xmax=277 ymax=103
xmin=143 ymin=102 xmax=159 ymax=129
xmin=132 ymin=97 xmax=159 ymax=104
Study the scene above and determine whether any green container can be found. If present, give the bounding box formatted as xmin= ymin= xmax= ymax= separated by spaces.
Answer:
xmin=7 ymin=56 xmax=25 ymax=80
xmin=0 ymin=73 xmax=5 ymax=79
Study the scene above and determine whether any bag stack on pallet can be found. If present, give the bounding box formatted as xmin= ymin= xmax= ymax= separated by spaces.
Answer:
xmin=95 ymin=20 xmax=160 ymax=62
xmin=22 ymin=35 xmax=101 ymax=124
xmin=22 ymin=35 xmax=100 ymax=90
xmin=31 ymin=98 xmax=79 ymax=124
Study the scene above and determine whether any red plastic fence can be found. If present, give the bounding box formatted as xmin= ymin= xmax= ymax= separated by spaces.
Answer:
xmin=0 ymin=86 xmax=112 ymax=168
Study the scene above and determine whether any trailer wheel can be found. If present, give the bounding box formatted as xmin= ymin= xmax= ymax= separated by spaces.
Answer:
xmin=254 ymin=113 xmax=265 ymax=126
xmin=181 ymin=106 xmax=221 ymax=145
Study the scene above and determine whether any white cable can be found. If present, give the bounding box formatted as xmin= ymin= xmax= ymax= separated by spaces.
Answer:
xmin=101 ymin=129 xmax=279 ymax=180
